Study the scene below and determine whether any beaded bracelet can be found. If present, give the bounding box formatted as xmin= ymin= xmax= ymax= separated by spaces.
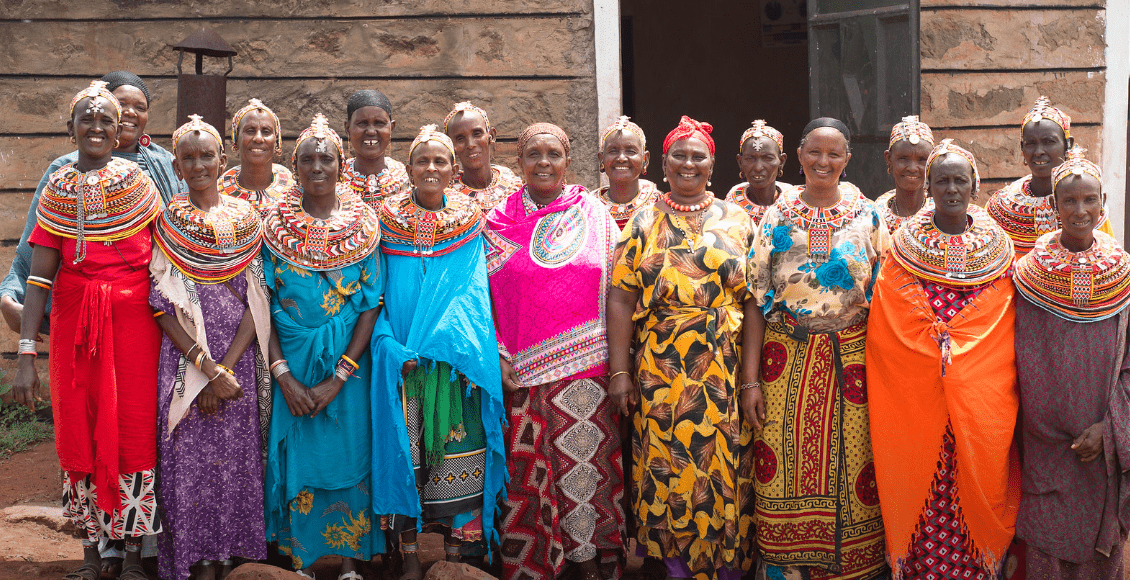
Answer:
xmin=334 ymin=365 xmax=352 ymax=381
xmin=739 ymin=382 xmax=761 ymax=391
xmin=216 ymin=363 xmax=233 ymax=376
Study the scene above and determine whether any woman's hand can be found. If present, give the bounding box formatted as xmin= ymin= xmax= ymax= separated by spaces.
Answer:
xmin=609 ymin=372 xmax=637 ymax=416
xmin=740 ymin=386 xmax=767 ymax=430
xmin=197 ymin=384 xmax=220 ymax=415
xmin=12 ymin=357 xmax=41 ymax=411
xmin=308 ymin=376 xmax=344 ymax=418
xmin=402 ymin=358 xmax=418 ymax=377
xmin=500 ymin=356 xmax=522 ymax=392
xmin=1072 ymin=421 xmax=1104 ymax=462
xmin=207 ymin=365 xmax=243 ymax=400
xmin=278 ymin=373 xmax=315 ymax=417
xmin=1 ymin=296 xmax=23 ymax=334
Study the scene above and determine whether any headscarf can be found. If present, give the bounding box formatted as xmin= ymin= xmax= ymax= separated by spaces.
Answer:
xmin=69 ymin=80 xmax=121 ymax=121
xmin=800 ymin=117 xmax=850 ymax=144
xmin=100 ymin=71 xmax=150 ymax=105
xmin=292 ymin=113 xmax=345 ymax=177
xmin=1052 ymin=146 xmax=1102 ymax=190
xmin=1022 ymin=96 xmax=1071 ymax=139
xmin=442 ymin=101 xmax=491 ymax=134
xmin=739 ymin=119 xmax=784 ymax=153
xmin=889 ymin=115 xmax=934 ymax=149
xmin=231 ymin=98 xmax=283 ymax=155
xmin=925 ymin=138 xmax=980 ymax=193
xmin=347 ymin=89 xmax=393 ymax=120
xmin=408 ymin=124 xmax=456 ymax=161
xmin=599 ymin=115 xmax=647 ymax=151
xmin=663 ymin=115 xmax=714 ymax=155
xmin=517 ymin=122 xmax=570 ymax=157
xmin=172 ymin=114 xmax=224 ymax=157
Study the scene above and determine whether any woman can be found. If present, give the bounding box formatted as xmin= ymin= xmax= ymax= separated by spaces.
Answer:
xmin=442 ymin=101 xmax=522 ymax=210
xmin=876 ymin=115 xmax=934 ymax=232
xmin=593 ymin=116 xmax=658 ymax=229
xmin=745 ymin=117 xmax=890 ymax=580
xmin=487 ymin=122 xmax=624 ymax=580
xmin=342 ymin=89 xmax=410 ymax=209
xmin=11 ymin=80 xmax=163 ymax=580
xmin=726 ymin=119 xmax=789 ymax=226
xmin=220 ymin=98 xmax=294 ymax=217
xmin=262 ymin=114 xmax=384 ymax=580
xmin=867 ymin=139 xmax=1021 ymax=580
xmin=607 ymin=115 xmax=756 ymax=580
xmin=1013 ymin=148 xmax=1130 ymax=579
xmin=370 ymin=125 xmax=507 ymax=578
xmin=150 ymin=116 xmax=271 ymax=580
xmin=987 ymin=96 xmax=1112 ymax=256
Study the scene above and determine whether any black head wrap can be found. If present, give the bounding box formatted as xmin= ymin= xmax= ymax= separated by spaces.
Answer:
xmin=347 ymin=90 xmax=393 ymax=121
xmin=800 ymin=117 xmax=851 ymax=144
xmin=100 ymin=71 xmax=150 ymax=105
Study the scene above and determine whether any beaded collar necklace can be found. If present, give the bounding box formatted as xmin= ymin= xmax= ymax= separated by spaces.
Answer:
xmin=597 ymin=180 xmax=659 ymax=221
xmin=779 ymin=183 xmax=863 ymax=261
xmin=379 ymin=191 xmax=483 ymax=257
xmin=1014 ymin=231 xmax=1130 ymax=322
xmin=262 ymin=184 xmax=380 ymax=271
xmin=154 ymin=194 xmax=263 ymax=282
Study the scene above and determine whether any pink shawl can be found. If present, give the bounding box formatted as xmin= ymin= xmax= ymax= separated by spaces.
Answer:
xmin=485 ymin=185 xmax=618 ymax=385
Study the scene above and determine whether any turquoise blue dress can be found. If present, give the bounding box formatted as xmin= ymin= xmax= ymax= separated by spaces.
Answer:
xmin=262 ymin=246 xmax=386 ymax=569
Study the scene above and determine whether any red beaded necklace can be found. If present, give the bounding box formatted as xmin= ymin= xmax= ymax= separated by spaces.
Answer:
xmin=661 ymin=190 xmax=711 ymax=212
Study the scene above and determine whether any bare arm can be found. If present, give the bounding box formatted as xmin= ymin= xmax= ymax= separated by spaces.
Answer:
xmin=268 ymin=325 xmax=315 ymax=416
xmin=607 ymin=286 xmax=640 ymax=416
xmin=739 ymin=299 xmax=767 ymax=430
xmin=12 ymin=245 xmax=59 ymax=410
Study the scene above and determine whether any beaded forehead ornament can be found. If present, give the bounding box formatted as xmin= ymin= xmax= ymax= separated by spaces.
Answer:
xmin=600 ymin=116 xmax=647 ymax=151
xmin=70 ymin=80 xmax=122 ymax=121
xmin=1052 ymin=146 xmax=1102 ymax=190
xmin=442 ymin=101 xmax=491 ymax=134
xmin=408 ymin=124 xmax=456 ymax=161
xmin=925 ymin=138 xmax=980 ymax=193
xmin=172 ymin=114 xmax=224 ymax=157
xmin=292 ymin=113 xmax=345 ymax=175
xmin=888 ymin=115 xmax=934 ymax=149
xmin=740 ymin=120 xmax=784 ymax=153
xmin=518 ymin=122 xmax=571 ymax=156
xmin=1022 ymin=96 xmax=1071 ymax=139
xmin=231 ymin=98 xmax=283 ymax=154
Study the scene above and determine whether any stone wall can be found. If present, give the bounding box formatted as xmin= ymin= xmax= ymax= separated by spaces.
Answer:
xmin=0 ymin=0 xmax=600 ymax=370
xmin=919 ymin=0 xmax=1107 ymax=194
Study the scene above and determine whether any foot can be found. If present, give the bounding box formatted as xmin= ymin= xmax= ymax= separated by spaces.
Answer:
xmin=64 ymin=563 xmax=101 ymax=580
xmin=99 ymin=558 xmax=121 ymax=580
xmin=192 ymin=560 xmax=217 ymax=580
xmin=398 ymin=551 xmax=421 ymax=580
xmin=339 ymin=557 xmax=363 ymax=580
xmin=218 ymin=560 xmax=234 ymax=580
xmin=117 ymin=564 xmax=148 ymax=580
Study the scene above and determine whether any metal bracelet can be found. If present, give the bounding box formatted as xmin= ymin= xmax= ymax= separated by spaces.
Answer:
xmin=17 ymin=339 xmax=36 ymax=356
xmin=335 ymin=364 xmax=352 ymax=381
xmin=270 ymin=360 xmax=291 ymax=379
xmin=739 ymin=382 xmax=761 ymax=391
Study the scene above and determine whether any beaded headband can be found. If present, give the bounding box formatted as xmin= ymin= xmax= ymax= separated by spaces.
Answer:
xmin=664 ymin=115 xmax=714 ymax=155
xmin=1022 ymin=96 xmax=1071 ymax=139
xmin=408 ymin=124 xmax=456 ymax=161
xmin=172 ymin=114 xmax=224 ymax=157
xmin=517 ymin=122 xmax=571 ymax=157
xmin=292 ymin=113 xmax=345 ymax=175
xmin=69 ymin=80 xmax=122 ymax=122
xmin=925 ymin=138 xmax=980 ymax=193
xmin=231 ymin=98 xmax=282 ymax=155
xmin=1053 ymin=146 xmax=1102 ymax=190
xmin=442 ymin=101 xmax=491 ymax=134
xmin=888 ymin=115 xmax=934 ymax=149
xmin=739 ymin=120 xmax=784 ymax=153
xmin=600 ymin=116 xmax=647 ymax=151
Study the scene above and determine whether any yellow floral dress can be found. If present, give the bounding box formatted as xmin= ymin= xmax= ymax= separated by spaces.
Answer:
xmin=611 ymin=200 xmax=755 ymax=580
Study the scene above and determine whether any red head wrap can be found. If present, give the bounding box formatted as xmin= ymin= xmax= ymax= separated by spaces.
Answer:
xmin=663 ymin=115 xmax=714 ymax=155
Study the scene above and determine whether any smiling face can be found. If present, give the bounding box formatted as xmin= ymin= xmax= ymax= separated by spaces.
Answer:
xmin=112 ymin=85 xmax=147 ymax=151
xmin=446 ymin=110 xmax=494 ymax=173
xmin=798 ymin=127 xmax=850 ymax=190
xmin=928 ymin=154 xmax=975 ymax=222
xmin=295 ymin=138 xmax=340 ymax=197
xmin=885 ymin=139 xmax=932 ymax=193
xmin=69 ymin=96 xmax=119 ymax=161
xmin=409 ymin=140 xmax=457 ymax=198
xmin=663 ymin=137 xmax=713 ymax=196
xmin=518 ymin=133 xmax=570 ymax=195
xmin=172 ymin=131 xmax=225 ymax=194
xmin=1054 ymin=174 xmax=1103 ymax=249
xmin=601 ymin=130 xmax=648 ymax=187
xmin=737 ymin=137 xmax=784 ymax=189
xmin=1021 ymin=119 xmax=1072 ymax=179
xmin=346 ymin=105 xmax=394 ymax=160
xmin=236 ymin=109 xmax=278 ymax=166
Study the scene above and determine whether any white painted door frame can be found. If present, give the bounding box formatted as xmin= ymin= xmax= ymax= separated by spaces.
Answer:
xmin=1103 ymin=0 xmax=1128 ymax=243
xmin=593 ymin=0 xmax=623 ymax=161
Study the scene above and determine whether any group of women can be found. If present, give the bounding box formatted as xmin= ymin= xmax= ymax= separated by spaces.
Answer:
xmin=1 ymin=70 xmax=1125 ymax=580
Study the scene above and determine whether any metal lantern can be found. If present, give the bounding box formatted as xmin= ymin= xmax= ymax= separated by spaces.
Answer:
xmin=172 ymin=27 xmax=237 ymax=134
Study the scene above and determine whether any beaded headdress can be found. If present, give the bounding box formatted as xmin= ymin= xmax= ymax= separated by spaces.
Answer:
xmin=442 ymin=101 xmax=491 ymax=134
xmin=69 ymin=80 xmax=122 ymax=121
xmin=663 ymin=115 xmax=714 ymax=155
xmin=1022 ymin=96 xmax=1071 ymax=139
xmin=292 ymin=113 xmax=345 ymax=176
xmin=925 ymin=138 xmax=980 ymax=193
xmin=1052 ymin=146 xmax=1102 ymax=191
xmin=739 ymin=119 xmax=784 ymax=153
xmin=600 ymin=116 xmax=647 ymax=151
xmin=888 ymin=115 xmax=934 ymax=149
xmin=172 ymin=114 xmax=224 ymax=158
xmin=517 ymin=122 xmax=571 ymax=157
xmin=231 ymin=98 xmax=282 ymax=154
xmin=408 ymin=124 xmax=456 ymax=161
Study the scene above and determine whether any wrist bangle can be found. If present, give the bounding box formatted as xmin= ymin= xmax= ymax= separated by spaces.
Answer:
xmin=207 ymin=368 xmax=223 ymax=381
xmin=609 ymin=370 xmax=631 ymax=381
xmin=739 ymin=382 xmax=761 ymax=391
xmin=216 ymin=364 xmax=233 ymax=376
xmin=18 ymin=339 xmax=37 ymax=357
xmin=193 ymin=351 xmax=207 ymax=370
xmin=335 ymin=365 xmax=351 ymax=381
xmin=271 ymin=360 xmax=291 ymax=379
xmin=340 ymin=354 xmax=359 ymax=370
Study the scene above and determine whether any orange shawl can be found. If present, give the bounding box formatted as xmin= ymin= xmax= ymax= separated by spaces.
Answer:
xmin=865 ymin=258 xmax=1021 ymax=574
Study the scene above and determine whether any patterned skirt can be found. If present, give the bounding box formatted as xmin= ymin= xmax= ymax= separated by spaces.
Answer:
xmin=274 ymin=481 xmax=384 ymax=571
xmin=754 ymin=318 xmax=886 ymax=580
xmin=500 ymin=377 xmax=625 ymax=580
xmin=63 ymin=470 xmax=162 ymax=540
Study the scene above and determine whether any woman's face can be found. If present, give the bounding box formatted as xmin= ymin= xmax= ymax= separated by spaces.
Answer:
xmin=928 ymin=154 xmax=975 ymax=222
xmin=1054 ymin=174 xmax=1103 ymax=246
xmin=69 ymin=96 xmax=119 ymax=160
xmin=295 ymin=138 xmax=340 ymax=197
xmin=1021 ymin=119 xmax=1071 ymax=180
xmin=173 ymin=132 xmax=225 ymax=193
xmin=885 ymin=139 xmax=932 ymax=193
xmin=518 ymin=134 xmax=570 ymax=195
xmin=446 ymin=111 xmax=494 ymax=173
xmin=346 ymin=106 xmax=394 ymax=160
xmin=663 ymin=137 xmax=713 ymax=195
xmin=798 ymin=127 xmax=850 ymax=190
xmin=237 ymin=109 xmax=278 ymax=167
xmin=112 ymin=85 xmax=147 ymax=151
xmin=737 ymin=137 xmax=784 ymax=189
xmin=600 ymin=130 xmax=648 ymax=187
xmin=409 ymin=141 xmax=457 ymax=198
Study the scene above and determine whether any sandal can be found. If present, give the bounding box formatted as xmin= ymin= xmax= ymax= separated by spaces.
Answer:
xmin=100 ymin=558 xmax=123 ymax=580
xmin=338 ymin=572 xmax=363 ymax=580
xmin=295 ymin=570 xmax=316 ymax=580
xmin=64 ymin=563 xmax=101 ymax=580
xmin=117 ymin=564 xmax=148 ymax=580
